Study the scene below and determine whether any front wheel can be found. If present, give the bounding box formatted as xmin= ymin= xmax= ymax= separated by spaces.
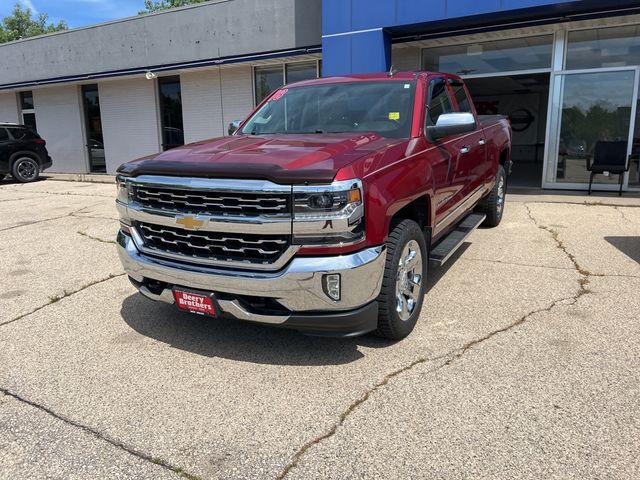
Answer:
xmin=375 ymin=219 xmax=428 ymax=340
xmin=12 ymin=156 xmax=40 ymax=183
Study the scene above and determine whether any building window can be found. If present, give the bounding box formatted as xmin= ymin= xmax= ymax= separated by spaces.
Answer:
xmin=566 ymin=25 xmax=640 ymax=70
xmin=422 ymin=35 xmax=553 ymax=76
xmin=285 ymin=61 xmax=318 ymax=84
xmin=82 ymin=85 xmax=106 ymax=173
xmin=254 ymin=61 xmax=320 ymax=105
xmin=158 ymin=76 xmax=184 ymax=151
xmin=254 ymin=65 xmax=286 ymax=105
xmin=19 ymin=91 xmax=37 ymax=132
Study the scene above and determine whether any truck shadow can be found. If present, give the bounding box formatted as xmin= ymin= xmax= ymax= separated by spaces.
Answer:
xmin=119 ymin=243 xmax=469 ymax=366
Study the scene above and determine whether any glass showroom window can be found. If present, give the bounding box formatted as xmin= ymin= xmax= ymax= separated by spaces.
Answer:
xmin=566 ymin=25 xmax=640 ymax=70
xmin=19 ymin=91 xmax=37 ymax=132
xmin=422 ymin=35 xmax=553 ymax=76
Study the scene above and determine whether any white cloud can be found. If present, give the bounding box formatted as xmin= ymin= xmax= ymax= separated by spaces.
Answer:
xmin=18 ymin=0 xmax=39 ymax=14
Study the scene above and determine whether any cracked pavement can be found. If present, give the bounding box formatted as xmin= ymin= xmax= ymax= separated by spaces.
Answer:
xmin=1 ymin=178 xmax=639 ymax=479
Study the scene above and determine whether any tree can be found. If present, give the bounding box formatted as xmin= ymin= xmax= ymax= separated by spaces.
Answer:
xmin=139 ymin=0 xmax=209 ymax=14
xmin=0 ymin=3 xmax=67 ymax=44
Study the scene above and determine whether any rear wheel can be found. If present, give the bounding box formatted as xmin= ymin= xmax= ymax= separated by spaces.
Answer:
xmin=478 ymin=165 xmax=506 ymax=228
xmin=12 ymin=156 xmax=40 ymax=183
xmin=375 ymin=219 xmax=427 ymax=340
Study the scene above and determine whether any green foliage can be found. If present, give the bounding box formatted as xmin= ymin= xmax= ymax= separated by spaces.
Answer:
xmin=139 ymin=0 xmax=209 ymax=14
xmin=0 ymin=3 xmax=67 ymax=44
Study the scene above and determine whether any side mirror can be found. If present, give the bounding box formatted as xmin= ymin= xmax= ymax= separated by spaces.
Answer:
xmin=228 ymin=120 xmax=241 ymax=135
xmin=427 ymin=113 xmax=476 ymax=140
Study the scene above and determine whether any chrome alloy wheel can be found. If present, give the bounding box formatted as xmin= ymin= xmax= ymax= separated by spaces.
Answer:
xmin=395 ymin=240 xmax=423 ymax=321
xmin=16 ymin=158 xmax=38 ymax=181
xmin=496 ymin=175 xmax=505 ymax=216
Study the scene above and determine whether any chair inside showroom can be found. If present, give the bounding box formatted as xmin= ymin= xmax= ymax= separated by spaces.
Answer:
xmin=586 ymin=141 xmax=630 ymax=196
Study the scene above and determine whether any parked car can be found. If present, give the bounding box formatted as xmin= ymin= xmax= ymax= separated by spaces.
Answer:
xmin=0 ymin=123 xmax=52 ymax=182
xmin=115 ymin=71 xmax=512 ymax=340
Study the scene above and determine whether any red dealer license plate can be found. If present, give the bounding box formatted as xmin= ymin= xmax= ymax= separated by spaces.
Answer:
xmin=172 ymin=289 xmax=217 ymax=317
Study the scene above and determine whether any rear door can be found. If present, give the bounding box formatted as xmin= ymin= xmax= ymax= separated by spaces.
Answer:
xmin=448 ymin=79 xmax=487 ymax=204
xmin=0 ymin=127 xmax=14 ymax=172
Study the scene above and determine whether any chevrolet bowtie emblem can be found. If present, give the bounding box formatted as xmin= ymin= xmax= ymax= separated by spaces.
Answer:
xmin=175 ymin=216 xmax=205 ymax=230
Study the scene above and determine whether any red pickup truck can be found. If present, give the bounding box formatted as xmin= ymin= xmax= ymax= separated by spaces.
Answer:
xmin=116 ymin=72 xmax=512 ymax=340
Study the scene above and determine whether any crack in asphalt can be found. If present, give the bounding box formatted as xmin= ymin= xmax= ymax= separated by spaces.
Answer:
xmin=276 ymin=204 xmax=595 ymax=479
xmin=0 ymin=273 xmax=125 ymax=327
xmin=0 ymin=389 xmax=201 ymax=480
xmin=0 ymin=203 xmax=104 ymax=233
xmin=77 ymin=230 xmax=117 ymax=244
xmin=3 ymin=186 xmax=113 ymax=198
xmin=613 ymin=206 xmax=632 ymax=223
xmin=461 ymin=257 xmax=576 ymax=271
xmin=524 ymin=203 xmax=592 ymax=298
xmin=276 ymin=290 xmax=590 ymax=479
xmin=521 ymin=200 xmax=640 ymax=209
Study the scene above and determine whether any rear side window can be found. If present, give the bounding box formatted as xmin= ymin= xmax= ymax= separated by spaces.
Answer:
xmin=451 ymin=83 xmax=472 ymax=113
xmin=8 ymin=128 xmax=37 ymax=140
xmin=0 ymin=128 xmax=8 ymax=141
xmin=427 ymin=78 xmax=453 ymax=126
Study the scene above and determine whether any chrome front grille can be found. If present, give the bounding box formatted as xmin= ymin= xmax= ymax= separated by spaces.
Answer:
xmin=131 ymin=185 xmax=290 ymax=217
xmin=135 ymin=222 xmax=290 ymax=265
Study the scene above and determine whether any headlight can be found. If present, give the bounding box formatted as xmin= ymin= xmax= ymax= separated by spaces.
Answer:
xmin=292 ymin=179 xmax=365 ymax=246
xmin=116 ymin=175 xmax=130 ymax=204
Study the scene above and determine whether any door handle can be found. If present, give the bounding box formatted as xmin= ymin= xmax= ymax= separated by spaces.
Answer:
xmin=478 ymin=139 xmax=486 ymax=146
xmin=460 ymin=146 xmax=471 ymax=154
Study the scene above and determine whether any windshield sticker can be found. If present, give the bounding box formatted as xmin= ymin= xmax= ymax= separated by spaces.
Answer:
xmin=388 ymin=112 xmax=400 ymax=121
xmin=404 ymin=84 xmax=411 ymax=89
xmin=269 ymin=89 xmax=288 ymax=101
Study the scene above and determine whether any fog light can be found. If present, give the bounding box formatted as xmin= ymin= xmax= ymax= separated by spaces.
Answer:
xmin=323 ymin=274 xmax=341 ymax=301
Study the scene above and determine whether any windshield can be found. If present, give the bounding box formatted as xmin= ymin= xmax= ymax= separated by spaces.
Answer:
xmin=240 ymin=81 xmax=416 ymax=139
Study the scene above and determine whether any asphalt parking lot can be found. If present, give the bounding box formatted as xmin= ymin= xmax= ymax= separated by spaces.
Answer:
xmin=1 ymin=177 xmax=639 ymax=480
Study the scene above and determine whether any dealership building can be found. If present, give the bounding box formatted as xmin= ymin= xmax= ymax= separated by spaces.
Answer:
xmin=1 ymin=0 xmax=640 ymax=192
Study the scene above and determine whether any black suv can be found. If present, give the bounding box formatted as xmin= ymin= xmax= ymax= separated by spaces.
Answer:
xmin=0 ymin=123 xmax=52 ymax=183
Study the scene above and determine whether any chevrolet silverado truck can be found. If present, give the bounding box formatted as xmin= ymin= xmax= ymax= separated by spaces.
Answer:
xmin=116 ymin=72 xmax=512 ymax=340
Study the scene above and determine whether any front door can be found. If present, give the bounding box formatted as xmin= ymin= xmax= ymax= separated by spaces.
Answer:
xmin=425 ymin=76 xmax=458 ymax=229
xmin=547 ymin=69 xmax=637 ymax=189
xmin=447 ymin=79 xmax=487 ymax=203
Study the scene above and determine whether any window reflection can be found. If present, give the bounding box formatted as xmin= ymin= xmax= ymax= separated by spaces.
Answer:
xmin=422 ymin=35 xmax=553 ymax=76
xmin=556 ymin=71 xmax=634 ymax=184
xmin=567 ymin=25 xmax=640 ymax=70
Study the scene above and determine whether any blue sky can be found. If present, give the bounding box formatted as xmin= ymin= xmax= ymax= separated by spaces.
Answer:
xmin=1 ymin=0 xmax=143 ymax=28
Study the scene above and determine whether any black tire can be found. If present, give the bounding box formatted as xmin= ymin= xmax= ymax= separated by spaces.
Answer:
xmin=11 ymin=156 xmax=40 ymax=183
xmin=375 ymin=219 xmax=428 ymax=340
xmin=478 ymin=165 xmax=506 ymax=228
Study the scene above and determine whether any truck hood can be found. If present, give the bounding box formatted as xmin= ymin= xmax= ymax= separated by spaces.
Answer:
xmin=118 ymin=133 xmax=404 ymax=184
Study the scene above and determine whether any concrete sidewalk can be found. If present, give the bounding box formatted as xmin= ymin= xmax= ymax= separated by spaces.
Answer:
xmin=0 ymin=179 xmax=639 ymax=480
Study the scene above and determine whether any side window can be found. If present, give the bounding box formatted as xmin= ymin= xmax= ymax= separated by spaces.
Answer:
xmin=427 ymin=78 xmax=453 ymax=127
xmin=0 ymin=128 xmax=9 ymax=141
xmin=451 ymin=82 xmax=472 ymax=113
xmin=8 ymin=128 xmax=27 ymax=140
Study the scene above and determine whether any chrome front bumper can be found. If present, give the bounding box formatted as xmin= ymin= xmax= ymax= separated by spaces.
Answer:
xmin=117 ymin=230 xmax=386 ymax=323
